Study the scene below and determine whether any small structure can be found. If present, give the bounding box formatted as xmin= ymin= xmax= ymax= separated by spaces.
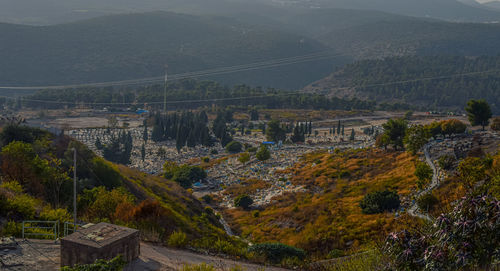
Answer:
xmin=60 ymin=222 xmax=140 ymax=267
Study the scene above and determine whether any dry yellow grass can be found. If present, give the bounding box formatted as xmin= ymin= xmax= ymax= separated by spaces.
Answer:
xmin=224 ymin=149 xmax=419 ymax=258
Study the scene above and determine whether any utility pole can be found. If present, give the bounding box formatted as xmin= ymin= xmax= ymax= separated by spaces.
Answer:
xmin=72 ymin=148 xmax=77 ymax=227
xmin=163 ymin=65 xmax=168 ymax=114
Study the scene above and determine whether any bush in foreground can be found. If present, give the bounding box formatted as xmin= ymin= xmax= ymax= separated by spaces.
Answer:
xmin=248 ymin=243 xmax=305 ymax=264
xmin=61 ymin=255 xmax=125 ymax=271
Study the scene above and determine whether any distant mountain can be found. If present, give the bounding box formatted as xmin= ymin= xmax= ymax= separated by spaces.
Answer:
xmin=0 ymin=12 xmax=339 ymax=89
xmin=303 ymin=56 xmax=500 ymax=113
xmin=483 ymin=1 xmax=500 ymax=9
xmin=261 ymin=9 xmax=500 ymax=59
xmin=0 ymin=0 xmax=285 ymax=25
xmin=282 ymin=0 xmax=500 ymax=22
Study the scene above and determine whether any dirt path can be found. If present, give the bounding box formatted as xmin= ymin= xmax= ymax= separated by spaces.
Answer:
xmin=126 ymin=242 xmax=288 ymax=271
xmin=407 ymin=143 xmax=440 ymax=221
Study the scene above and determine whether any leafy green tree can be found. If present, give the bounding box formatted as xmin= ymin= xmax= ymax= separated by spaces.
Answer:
xmin=225 ymin=141 xmax=243 ymax=153
xmin=360 ymin=190 xmax=400 ymax=214
xmin=256 ymin=145 xmax=271 ymax=161
xmin=466 ymin=99 xmax=492 ymax=131
xmin=250 ymin=109 xmax=259 ymax=121
xmin=290 ymin=125 xmax=305 ymax=143
xmin=440 ymin=119 xmax=467 ymax=135
xmin=143 ymin=122 xmax=148 ymax=143
xmin=417 ymin=193 xmax=438 ymax=212
xmin=234 ymin=194 xmax=253 ymax=209
xmin=404 ymin=125 xmax=430 ymax=154
xmin=238 ymin=152 xmax=251 ymax=164
xmin=266 ymin=120 xmax=286 ymax=142
xmin=141 ymin=144 xmax=146 ymax=162
xmin=382 ymin=118 xmax=408 ymax=150
xmin=415 ymin=162 xmax=433 ymax=189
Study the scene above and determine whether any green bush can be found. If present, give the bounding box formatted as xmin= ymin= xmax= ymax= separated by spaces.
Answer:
xmin=210 ymin=149 xmax=218 ymax=155
xmin=201 ymin=157 xmax=210 ymax=163
xmin=0 ymin=221 xmax=22 ymax=237
xmin=256 ymin=145 xmax=271 ymax=161
xmin=225 ymin=141 xmax=243 ymax=153
xmin=234 ymin=195 xmax=253 ymax=209
xmin=437 ymin=155 xmax=455 ymax=170
xmin=248 ymin=243 xmax=306 ymax=264
xmin=167 ymin=230 xmax=187 ymax=248
xmin=360 ymin=190 xmax=400 ymax=214
xmin=238 ymin=152 xmax=251 ymax=164
xmin=417 ymin=193 xmax=439 ymax=212
xmin=201 ymin=195 xmax=213 ymax=204
xmin=181 ymin=263 xmax=215 ymax=271
xmin=247 ymin=147 xmax=257 ymax=153
xmin=170 ymin=165 xmax=207 ymax=189
xmin=415 ymin=162 xmax=433 ymax=189
xmin=61 ymin=255 xmax=126 ymax=271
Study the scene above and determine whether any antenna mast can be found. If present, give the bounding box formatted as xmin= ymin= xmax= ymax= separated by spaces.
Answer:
xmin=163 ymin=65 xmax=168 ymax=114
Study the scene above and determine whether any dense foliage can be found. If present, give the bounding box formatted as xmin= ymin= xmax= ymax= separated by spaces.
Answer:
xmin=61 ymin=255 xmax=126 ymax=271
xmin=359 ymin=190 xmax=401 ymax=214
xmin=102 ymin=130 xmax=133 ymax=164
xmin=318 ymin=56 xmax=500 ymax=113
xmin=151 ymin=111 xmax=211 ymax=151
xmin=24 ymin=80 xmax=376 ymax=111
xmin=163 ymin=161 xmax=207 ymax=188
xmin=248 ymin=243 xmax=305 ymax=264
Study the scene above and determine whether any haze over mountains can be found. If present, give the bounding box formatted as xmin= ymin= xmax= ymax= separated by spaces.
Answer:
xmin=2 ymin=0 xmax=500 ymax=94
xmin=3 ymin=0 xmax=500 ymax=25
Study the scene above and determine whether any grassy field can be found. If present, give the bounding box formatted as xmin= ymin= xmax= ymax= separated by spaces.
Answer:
xmin=224 ymin=149 xmax=420 ymax=259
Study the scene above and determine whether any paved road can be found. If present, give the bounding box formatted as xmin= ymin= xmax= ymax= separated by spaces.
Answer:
xmin=126 ymin=242 xmax=288 ymax=271
xmin=407 ymin=143 xmax=439 ymax=221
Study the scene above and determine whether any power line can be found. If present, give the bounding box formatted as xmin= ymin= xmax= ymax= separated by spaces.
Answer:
xmin=0 ymin=50 xmax=340 ymax=90
xmin=2 ymin=68 xmax=500 ymax=106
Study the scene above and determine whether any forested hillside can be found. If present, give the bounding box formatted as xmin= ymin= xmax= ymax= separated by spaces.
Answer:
xmin=23 ymin=79 xmax=376 ymax=111
xmin=4 ymin=9 xmax=500 ymax=90
xmin=0 ymin=11 xmax=337 ymax=89
xmin=305 ymin=55 xmax=500 ymax=113
xmin=0 ymin=124 xmax=242 ymax=254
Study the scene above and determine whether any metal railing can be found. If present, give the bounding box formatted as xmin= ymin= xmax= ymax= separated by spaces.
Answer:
xmin=63 ymin=222 xmax=85 ymax=237
xmin=22 ymin=221 xmax=59 ymax=240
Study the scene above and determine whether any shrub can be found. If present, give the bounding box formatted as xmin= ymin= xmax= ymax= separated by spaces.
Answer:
xmin=437 ymin=155 xmax=455 ymax=170
xmin=256 ymin=145 xmax=271 ymax=161
xmin=415 ymin=162 xmax=433 ymax=189
xmin=440 ymin=119 xmax=467 ymax=135
xmin=234 ymin=195 xmax=253 ymax=209
xmin=210 ymin=149 xmax=218 ymax=155
xmin=167 ymin=230 xmax=187 ymax=248
xmin=491 ymin=117 xmax=500 ymax=131
xmin=170 ymin=165 xmax=207 ymax=189
xmin=61 ymin=255 xmax=125 ymax=271
xmin=181 ymin=263 xmax=215 ymax=271
xmin=238 ymin=152 xmax=251 ymax=164
xmin=248 ymin=243 xmax=306 ymax=264
xmin=0 ymin=221 xmax=22 ymax=237
xmin=201 ymin=157 xmax=210 ymax=163
xmin=225 ymin=141 xmax=243 ymax=153
xmin=247 ymin=147 xmax=257 ymax=153
xmin=417 ymin=193 xmax=438 ymax=212
xmin=201 ymin=195 xmax=213 ymax=204
xmin=360 ymin=190 xmax=400 ymax=214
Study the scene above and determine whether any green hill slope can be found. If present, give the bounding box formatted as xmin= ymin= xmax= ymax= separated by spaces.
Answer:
xmin=0 ymin=11 xmax=337 ymax=89
xmin=304 ymin=55 xmax=500 ymax=113
xmin=0 ymin=124 xmax=242 ymax=254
